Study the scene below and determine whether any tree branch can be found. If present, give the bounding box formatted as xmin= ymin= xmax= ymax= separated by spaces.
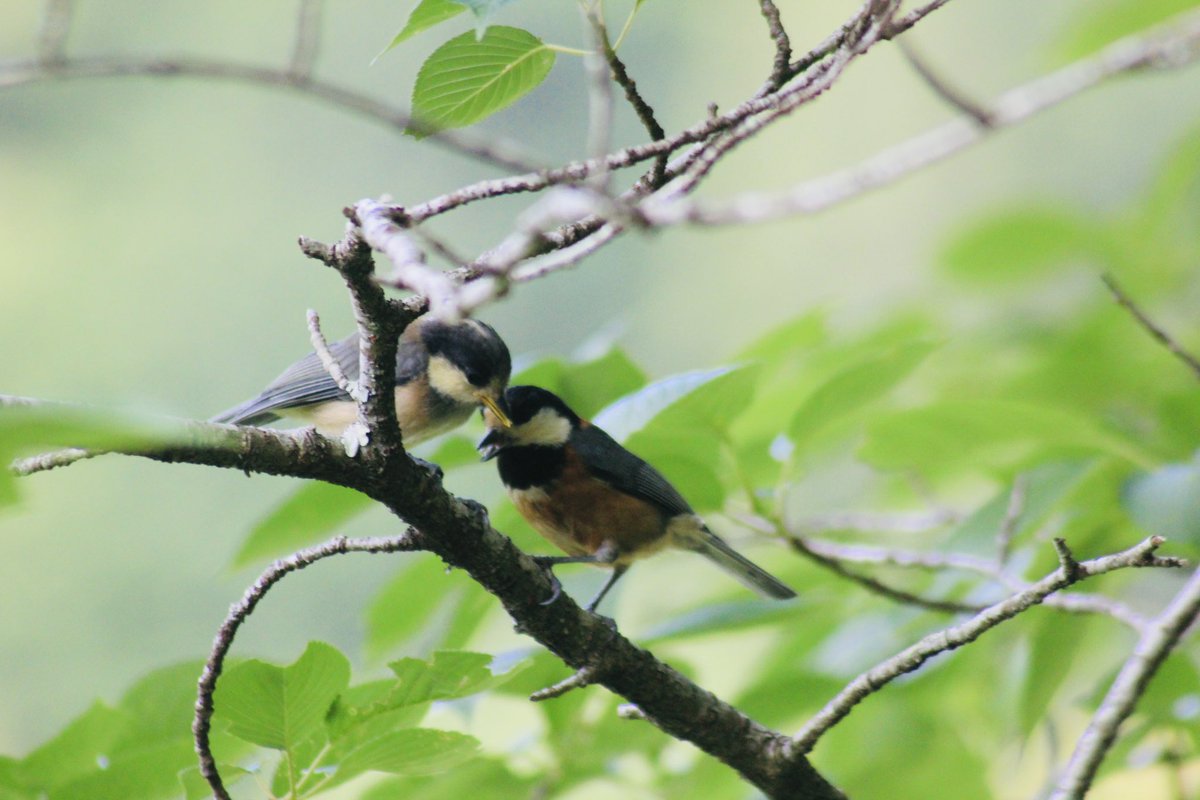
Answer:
xmin=639 ymin=10 xmax=1200 ymax=227
xmin=194 ymin=533 xmax=424 ymax=799
xmin=791 ymin=536 xmax=1183 ymax=753
xmin=1050 ymin=565 xmax=1200 ymax=799
xmin=1101 ymin=271 xmax=1200 ymax=381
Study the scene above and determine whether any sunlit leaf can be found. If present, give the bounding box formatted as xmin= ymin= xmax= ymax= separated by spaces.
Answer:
xmin=592 ymin=365 xmax=738 ymax=442
xmin=409 ymin=26 xmax=555 ymax=135
xmin=513 ymin=348 xmax=647 ymax=419
xmin=51 ymin=741 xmax=195 ymax=800
xmin=365 ymin=558 xmax=465 ymax=658
xmin=215 ymin=641 xmax=350 ymax=751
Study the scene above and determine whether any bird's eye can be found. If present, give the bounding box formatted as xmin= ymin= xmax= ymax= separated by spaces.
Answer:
xmin=465 ymin=369 xmax=485 ymax=386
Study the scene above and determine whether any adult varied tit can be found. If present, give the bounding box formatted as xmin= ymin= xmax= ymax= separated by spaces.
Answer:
xmin=213 ymin=315 xmax=513 ymax=444
xmin=477 ymin=385 xmax=796 ymax=612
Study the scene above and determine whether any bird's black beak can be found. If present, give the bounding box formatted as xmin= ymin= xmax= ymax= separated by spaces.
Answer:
xmin=477 ymin=428 xmax=506 ymax=461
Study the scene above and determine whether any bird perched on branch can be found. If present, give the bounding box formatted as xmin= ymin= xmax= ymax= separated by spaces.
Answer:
xmin=477 ymin=385 xmax=795 ymax=612
xmin=214 ymin=315 xmax=513 ymax=443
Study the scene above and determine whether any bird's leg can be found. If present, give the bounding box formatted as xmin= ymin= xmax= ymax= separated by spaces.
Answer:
xmin=531 ymin=543 xmax=620 ymax=608
xmin=584 ymin=564 xmax=628 ymax=614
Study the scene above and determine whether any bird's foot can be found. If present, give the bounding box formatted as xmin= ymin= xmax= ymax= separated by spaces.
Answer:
xmin=410 ymin=455 xmax=444 ymax=482
xmin=531 ymin=556 xmax=565 ymax=607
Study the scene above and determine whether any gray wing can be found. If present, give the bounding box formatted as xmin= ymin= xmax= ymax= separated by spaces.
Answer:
xmin=211 ymin=333 xmax=427 ymax=425
xmin=570 ymin=424 xmax=694 ymax=518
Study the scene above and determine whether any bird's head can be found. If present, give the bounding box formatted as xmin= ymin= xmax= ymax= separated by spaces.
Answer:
xmin=420 ymin=317 xmax=513 ymax=427
xmin=477 ymin=385 xmax=580 ymax=461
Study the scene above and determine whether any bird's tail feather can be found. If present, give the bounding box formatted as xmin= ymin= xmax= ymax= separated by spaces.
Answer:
xmin=682 ymin=526 xmax=796 ymax=600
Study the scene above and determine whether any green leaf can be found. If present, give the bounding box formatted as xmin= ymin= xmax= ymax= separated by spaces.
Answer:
xmin=642 ymin=598 xmax=803 ymax=644
xmin=17 ymin=703 xmax=128 ymax=791
xmin=1059 ymin=0 xmax=1200 ymax=60
xmin=338 ymin=728 xmax=480 ymax=777
xmin=378 ymin=0 xmax=467 ymax=57
xmin=231 ymin=482 xmax=372 ymax=568
xmin=788 ymin=339 xmax=936 ymax=446
xmin=512 ymin=348 xmax=647 ymax=419
xmin=940 ymin=206 xmax=1103 ymax=284
xmin=50 ymin=740 xmax=196 ymax=800
xmin=409 ymin=26 xmax=556 ymax=136
xmin=365 ymin=558 xmax=462 ymax=658
xmin=1017 ymin=612 xmax=1095 ymax=736
xmin=215 ymin=641 xmax=350 ymax=751
xmin=387 ymin=651 xmax=517 ymax=706
xmin=860 ymin=399 xmax=1155 ymax=474
xmin=735 ymin=309 xmax=828 ymax=362
xmin=1122 ymin=455 xmax=1200 ymax=546
xmin=424 ymin=434 xmax=481 ymax=471
xmin=0 ymin=405 xmax=175 ymax=506
xmin=591 ymin=365 xmax=738 ymax=442
xmin=361 ymin=757 xmax=538 ymax=800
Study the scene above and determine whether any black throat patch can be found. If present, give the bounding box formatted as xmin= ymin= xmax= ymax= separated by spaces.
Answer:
xmin=497 ymin=445 xmax=566 ymax=490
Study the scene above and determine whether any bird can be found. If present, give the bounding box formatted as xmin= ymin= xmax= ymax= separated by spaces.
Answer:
xmin=477 ymin=385 xmax=795 ymax=612
xmin=213 ymin=315 xmax=513 ymax=444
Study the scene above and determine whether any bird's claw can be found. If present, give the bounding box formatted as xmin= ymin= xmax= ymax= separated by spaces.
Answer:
xmin=532 ymin=556 xmax=564 ymax=606
xmin=410 ymin=455 xmax=444 ymax=482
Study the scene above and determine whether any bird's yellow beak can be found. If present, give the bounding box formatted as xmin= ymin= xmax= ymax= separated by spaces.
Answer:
xmin=478 ymin=393 xmax=513 ymax=428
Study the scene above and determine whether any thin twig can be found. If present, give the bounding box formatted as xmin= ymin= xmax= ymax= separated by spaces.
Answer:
xmin=354 ymin=200 xmax=456 ymax=315
xmin=289 ymin=0 xmax=323 ymax=81
xmin=596 ymin=17 xmax=667 ymax=185
xmin=640 ymin=10 xmax=1200 ymax=227
xmin=306 ymin=309 xmax=364 ymax=402
xmin=757 ymin=0 xmax=793 ymax=93
xmin=1101 ymin=272 xmax=1200 ymax=381
xmin=194 ymin=533 xmax=423 ymax=800
xmin=1050 ymin=566 xmax=1200 ymax=799
xmin=897 ymin=37 xmax=993 ymax=126
xmin=530 ymin=666 xmax=597 ymax=701
xmin=789 ymin=536 xmax=983 ymax=614
xmin=791 ymin=536 xmax=1183 ymax=753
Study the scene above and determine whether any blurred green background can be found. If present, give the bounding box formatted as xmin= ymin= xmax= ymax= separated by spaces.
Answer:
xmin=1 ymin=0 xmax=1198 ymax=787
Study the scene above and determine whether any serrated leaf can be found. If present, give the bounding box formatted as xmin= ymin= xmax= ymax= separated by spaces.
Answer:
xmin=231 ymin=482 xmax=372 ymax=568
xmin=378 ymin=0 xmax=467 ymax=58
xmin=1122 ymin=456 xmax=1200 ymax=546
xmin=860 ymin=399 xmax=1155 ymax=474
xmin=215 ymin=641 xmax=350 ymax=751
xmin=940 ymin=206 xmax=1103 ymax=284
xmin=788 ymin=340 xmax=936 ymax=446
xmin=409 ymin=26 xmax=555 ymax=136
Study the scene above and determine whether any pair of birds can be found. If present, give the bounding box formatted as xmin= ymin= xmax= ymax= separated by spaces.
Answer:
xmin=214 ymin=315 xmax=795 ymax=611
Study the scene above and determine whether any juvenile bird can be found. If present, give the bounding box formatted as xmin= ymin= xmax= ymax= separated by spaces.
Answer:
xmin=214 ymin=315 xmax=512 ymax=443
xmin=477 ymin=385 xmax=795 ymax=612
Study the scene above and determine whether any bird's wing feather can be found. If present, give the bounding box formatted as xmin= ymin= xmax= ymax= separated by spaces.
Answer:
xmin=212 ymin=333 xmax=428 ymax=424
xmin=569 ymin=425 xmax=694 ymax=517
